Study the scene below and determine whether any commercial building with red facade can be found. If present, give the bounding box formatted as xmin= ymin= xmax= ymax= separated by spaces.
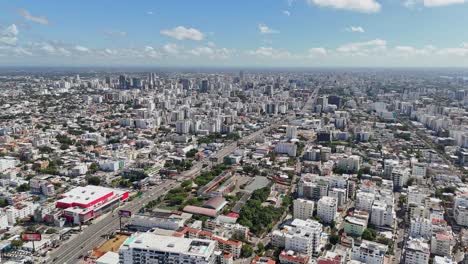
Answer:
xmin=55 ymin=185 xmax=129 ymax=224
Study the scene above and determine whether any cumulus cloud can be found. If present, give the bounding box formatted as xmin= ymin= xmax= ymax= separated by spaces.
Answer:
xmin=248 ymin=47 xmax=292 ymax=59
xmin=258 ymin=24 xmax=280 ymax=34
xmin=346 ymin=26 xmax=365 ymax=33
xmin=160 ymin=26 xmax=204 ymax=41
xmin=0 ymin=24 xmax=19 ymax=46
xmin=188 ymin=46 xmax=234 ymax=59
xmin=308 ymin=47 xmax=328 ymax=56
xmin=393 ymin=45 xmax=435 ymax=56
xmin=437 ymin=43 xmax=468 ymax=56
xmin=18 ymin=9 xmax=49 ymax=25
xmin=162 ymin=43 xmax=179 ymax=55
xmin=337 ymin=39 xmax=386 ymax=55
xmin=144 ymin=46 xmax=161 ymax=58
xmin=147 ymin=11 xmax=154 ymax=15
xmin=424 ymin=0 xmax=465 ymax=6
xmin=75 ymin=45 xmax=89 ymax=52
xmin=307 ymin=0 xmax=381 ymax=13
xmin=283 ymin=10 xmax=291 ymax=16
xmin=404 ymin=0 xmax=464 ymax=8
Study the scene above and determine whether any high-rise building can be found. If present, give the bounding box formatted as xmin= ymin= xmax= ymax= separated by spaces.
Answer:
xmin=405 ymin=238 xmax=430 ymax=264
xmin=317 ymin=196 xmax=337 ymax=224
xmin=293 ymin=198 xmax=314 ymax=220
xmin=201 ymin=79 xmax=209 ymax=93
xmin=119 ymin=75 xmax=127 ymax=89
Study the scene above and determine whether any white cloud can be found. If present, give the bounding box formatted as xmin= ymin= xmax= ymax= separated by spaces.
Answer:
xmin=287 ymin=0 xmax=295 ymax=6
xmin=346 ymin=26 xmax=365 ymax=33
xmin=393 ymin=45 xmax=435 ymax=56
xmin=75 ymin=45 xmax=89 ymax=52
xmin=0 ymin=24 xmax=19 ymax=46
xmin=307 ymin=0 xmax=381 ymax=13
xmin=248 ymin=47 xmax=292 ymax=59
xmin=404 ymin=0 xmax=464 ymax=8
xmin=162 ymin=43 xmax=179 ymax=55
xmin=283 ymin=10 xmax=291 ymax=16
xmin=147 ymin=11 xmax=154 ymax=15
xmin=437 ymin=43 xmax=468 ymax=56
xmin=308 ymin=47 xmax=328 ymax=56
xmin=144 ymin=46 xmax=161 ymax=58
xmin=258 ymin=24 xmax=280 ymax=34
xmin=18 ymin=9 xmax=49 ymax=25
xmin=424 ymin=0 xmax=465 ymax=6
xmin=188 ymin=46 xmax=234 ymax=59
xmin=337 ymin=39 xmax=386 ymax=55
xmin=104 ymin=48 xmax=117 ymax=55
xmin=160 ymin=26 xmax=204 ymax=41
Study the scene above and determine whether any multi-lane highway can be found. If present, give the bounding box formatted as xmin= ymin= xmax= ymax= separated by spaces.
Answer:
xmin=48 ymin=181 xmax=177 ymax=263
xmin=47 ymin=123 xmax=271 ymax=264
xmin=48 ymin=88 xmax=320 ymax=264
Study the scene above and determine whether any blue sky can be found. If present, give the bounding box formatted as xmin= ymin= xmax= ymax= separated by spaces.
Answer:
xmin=0 ymin=0 xmax=468 ymax=67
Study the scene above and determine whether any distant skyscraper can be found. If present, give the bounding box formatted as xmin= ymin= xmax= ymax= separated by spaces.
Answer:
xmin=180 ymin=78 xmax=190 ymax=90
xmin=105 ymin=76 xmax=111 ymax=85
xmin=200 ymin=79 xmax=209 ymax=93
xmin=119 ymin=75 xmax=127 ymax=89
xmin=239 ymin=70 xmax=244 ymax=80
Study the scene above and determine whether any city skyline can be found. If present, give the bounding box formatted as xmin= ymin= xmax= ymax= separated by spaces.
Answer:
xmin=1 ymin=0 xmax=468 ymax=67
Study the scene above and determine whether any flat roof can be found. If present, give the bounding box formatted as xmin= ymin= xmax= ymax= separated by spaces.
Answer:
xmin=57 ymin=185 xmax=116 ymax=206
xmin=123 ymin=233 xmax=215 ymax=258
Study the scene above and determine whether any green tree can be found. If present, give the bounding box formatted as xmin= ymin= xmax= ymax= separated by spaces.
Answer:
xmin=87 ymin=176 xmax=101 ymax=186
xmin=241 ymin=244 xmax=253 ymax=258
xmin=46 ymin=228 xmax=57 ymax=234
xmin=362 ymin=228 xmax=377 ymax=241
xmin=186 ymin=149 xmax=198 ymax=158
xmin=329 ymin=234 xmax=340 ymax=245
xmin=16 ymin=183 xmax=30 ymax=192
xmin=256 ymin=242 xmax=265 ymax=254
xmin=10 ymin=239 xmax=23 ymax=248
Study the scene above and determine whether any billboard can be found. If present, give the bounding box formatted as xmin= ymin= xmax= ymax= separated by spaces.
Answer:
xmin=21 ymin=233 xmax=42 ymax=241
xmin=118 ymin=210 xmax=132 ymax=218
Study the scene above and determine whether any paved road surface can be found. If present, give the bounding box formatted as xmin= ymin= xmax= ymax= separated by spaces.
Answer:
xmin=49 ymin=87 xmax=320 ymax=263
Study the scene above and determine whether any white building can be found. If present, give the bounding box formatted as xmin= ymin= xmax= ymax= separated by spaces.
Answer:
xmin=410 ymin=218 xmax=432 ymax=239
xmin=119 ymin=233 xmax=216 ymax=264
xmin=176 ymin=120 xmax=191 ymax=134
xmin=412 ymin=163 xmax=427 ymax=179
xmin=430 ymin=232 xmax=454 ymax=257
xmin=317 ymin=196 xmax=337 ymax=224
xmin=286 ymin=126 xmax=298 ymax=140
xmin=293 ymin=199 xmax=314 ymax=220
xmin=433 ymin=256 xmax=457 ymax=264
xmin=351 ymin=240 xmax=388 ymax=264
xmin=328 ymin=188 xmax=347 ymax=208
xmin=337 ymin=155 xmax=361 ymax=172
xmin=5 ymin=202 xmax=39 ymax=225
xmin=271 ymin=219 xmax=322 ymax=257
xmin=355 ymin=191 xmax=375 ymax=213
xmin=405 ymin=238 xmax=430 ymax=264
xmin=0 ymin=213 xmax=9 ymax=229
xmin=370 ymin=200 xmax=394 ymax=228
xmin=453 ymin=193 xmax=468 ymax=227
xmin=275 ymin=142 xmax=297 ymax=157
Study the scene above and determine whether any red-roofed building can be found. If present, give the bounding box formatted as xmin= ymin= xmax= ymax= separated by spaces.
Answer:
xmin=279 ymin=251 xmax=309 ymax=264
xmin=252 ymin=256 xmax=276 ymax=264
xmin=183 ymin=205 xmax=217 ymax=217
